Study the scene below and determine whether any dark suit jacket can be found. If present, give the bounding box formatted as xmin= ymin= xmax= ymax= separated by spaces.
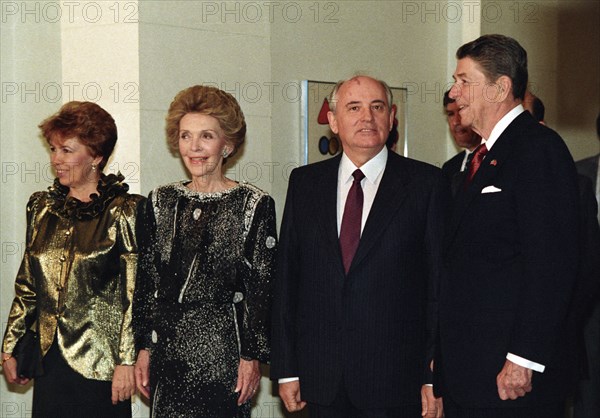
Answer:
xmin=442 ymin=151 xmax=466 ymax=197
xmin=577 ymin=154 xmax=599 ymax=191
xmin=437 ymin=112 xmax=580 ymax=408
xmin=271 ymin=151 xmax=448 ymax=408
xmin=566 ymin=175 xmax=600 ymax=386
xmin=441 ymin=150 xmax=465 ymax=180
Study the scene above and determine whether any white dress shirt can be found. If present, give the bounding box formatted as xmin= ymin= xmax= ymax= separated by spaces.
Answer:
xmin=337 ymin=146 xmax=388 ymax=235
xmin=460 ymin=148 xmax=475 ymax=172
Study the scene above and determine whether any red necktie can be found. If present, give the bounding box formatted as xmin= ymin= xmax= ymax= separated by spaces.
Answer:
xmin=340 ymin=169 xmax=365 ymax=274
xmin=465 ymin=144 xmax=488 ymax=185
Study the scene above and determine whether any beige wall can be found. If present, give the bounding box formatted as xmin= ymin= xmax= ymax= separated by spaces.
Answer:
xmin=1 ymin=1 xmax=598 ymax=417
xmin=1 ymin=7 xmax=63 ymax=414
xmin=481 ymin=0 xmax=600 ymax=160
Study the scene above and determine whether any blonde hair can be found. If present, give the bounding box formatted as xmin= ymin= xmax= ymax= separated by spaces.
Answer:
xmin=165 ymin=85 xmax=246 ymax=158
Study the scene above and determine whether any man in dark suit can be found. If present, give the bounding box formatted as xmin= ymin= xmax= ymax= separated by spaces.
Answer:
xmin=572 ymin=113 xmax=600 ymax=418
xmin=576 ymin=114 xmax=599 ymax=224
xmin=524 ymin=96 xmax=600 ymax=418
xmin=271 ymin=75 xmax=447 ymax=417
xmin=522 ymin=90 xmax=546 ymax=125
xmin=441 ymin=90 xmax=481 ymax=196
xmin=437 ymin=35 xmax=580 ymax=418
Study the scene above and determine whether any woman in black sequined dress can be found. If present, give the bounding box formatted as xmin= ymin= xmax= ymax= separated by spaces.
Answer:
xmin=133 ymin=85 xmax=276 ymax=417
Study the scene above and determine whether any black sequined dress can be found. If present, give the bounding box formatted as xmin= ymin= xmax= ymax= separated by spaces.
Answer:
xmin=133 ymin=181 xmax=277 ymax=417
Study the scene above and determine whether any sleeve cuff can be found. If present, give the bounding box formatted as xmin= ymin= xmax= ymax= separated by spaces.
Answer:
xmin=506 ymin=352 xmax=545 ymax=373
xmin=278 ymin=377 xmax=300 ymax=384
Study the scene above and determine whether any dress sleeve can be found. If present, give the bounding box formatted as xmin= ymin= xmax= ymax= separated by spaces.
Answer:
xmin=132 ymin=193 xmax=160 ymax=353
xmin=239 ymin=194 xmax=277 ymax=363
xmin=115 ymin=194 xmax=145 ymax=365
xmin=2 ymin=192 xmax=44 ymax=354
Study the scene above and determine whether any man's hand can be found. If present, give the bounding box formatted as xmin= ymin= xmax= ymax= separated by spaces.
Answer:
xmin=134 ymin=349 xmax=151 ymax=399
xmin=278 ymin=380 xmax=307 ymax=412
xmin=496 ymin=359 xmax=533 ymax=400
xmin=421 ymin=385 xmax=443 ymax=417
xmin=111 ymin=364 xmax=135 ymax=405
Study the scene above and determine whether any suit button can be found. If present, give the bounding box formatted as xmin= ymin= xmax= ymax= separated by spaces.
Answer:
xmin=59 ymin=255 xmax=66 ymax=262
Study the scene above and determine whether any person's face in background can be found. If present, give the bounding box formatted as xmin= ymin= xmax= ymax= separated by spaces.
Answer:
xmin=445 ymin=101 xmax=481 ymax=151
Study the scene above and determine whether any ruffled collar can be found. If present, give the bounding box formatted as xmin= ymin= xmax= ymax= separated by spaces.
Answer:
xmin=47 ymin=173 xmax=129 ymax=220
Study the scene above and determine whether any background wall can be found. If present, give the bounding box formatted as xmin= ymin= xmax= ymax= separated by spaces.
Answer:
xmin=1 ymin=1 xmax=598 ymax=417
xmin=481 ymin=0 xmax=600 ymax=160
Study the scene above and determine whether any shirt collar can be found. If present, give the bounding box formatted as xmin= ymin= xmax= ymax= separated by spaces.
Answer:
xmin=340 ymin=146 xmax=388 ymax=185
xmin=483 ymin=104 xmax=525 ymax=150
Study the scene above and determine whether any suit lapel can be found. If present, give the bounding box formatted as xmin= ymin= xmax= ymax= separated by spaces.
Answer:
xmin=349 ymin=153 xmax=411 ymax=273
xmin=315 ymin=155 xmax=346 ymax=276
xmin=447 ymin=115 xmax=520 ymax=244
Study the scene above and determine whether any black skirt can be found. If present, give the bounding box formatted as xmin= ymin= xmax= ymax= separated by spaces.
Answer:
xmin=32 ymin=339 xmax=131 ymax=418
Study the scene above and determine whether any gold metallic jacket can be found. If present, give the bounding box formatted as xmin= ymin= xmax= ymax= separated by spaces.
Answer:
xmin=2 ymin=174 xmax=145 ymax=381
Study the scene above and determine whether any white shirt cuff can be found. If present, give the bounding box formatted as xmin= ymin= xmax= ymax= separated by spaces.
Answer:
xmin=278 ymin=377 xmax=300 ymax=384
xmin=506 ymin=353 xmax=545 ymax=373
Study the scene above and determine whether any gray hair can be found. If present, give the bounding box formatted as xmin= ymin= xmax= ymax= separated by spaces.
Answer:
xmin=329 ymin=75 xmax=393 ymax=113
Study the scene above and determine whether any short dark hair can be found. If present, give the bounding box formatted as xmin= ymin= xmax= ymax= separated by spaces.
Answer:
xmin=443 ymin=90 xmax=455 ymax=107
xmin=39 ymin=101 xmax=117 ymax=170
xmin=530 ymin=97 xmax=545 ymax=122
xmin=456 ymin=34 xmax=528 ymax=100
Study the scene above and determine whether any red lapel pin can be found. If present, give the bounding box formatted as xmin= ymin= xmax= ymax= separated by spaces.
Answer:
xmin=490 ymin=159 xmax=497 ymax=166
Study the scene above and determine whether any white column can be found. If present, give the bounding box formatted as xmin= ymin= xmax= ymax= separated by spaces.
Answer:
xmin=60 ymin=0 xmax=141 ymax=193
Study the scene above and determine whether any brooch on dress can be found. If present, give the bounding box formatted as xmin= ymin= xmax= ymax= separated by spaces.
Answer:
xmin=193 ymin=208 xmax=202 ymax=220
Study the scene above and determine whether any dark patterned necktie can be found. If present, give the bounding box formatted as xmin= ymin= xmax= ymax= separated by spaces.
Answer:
xmin=340 ymin=169 xmax=365 ymax=274
xmin=465 ymin=144 xmax=488 ymax=186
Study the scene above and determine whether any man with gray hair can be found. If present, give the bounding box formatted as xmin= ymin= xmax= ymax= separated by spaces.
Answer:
xmin=272 ymin=75 xmax=447 ymax=417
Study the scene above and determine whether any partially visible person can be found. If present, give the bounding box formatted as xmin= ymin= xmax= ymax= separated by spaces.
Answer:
xmin=438 ymin=34 xmax=580 ymax=418
xmin=272 ymin=75 xmax=446 ymax=418
xmin=572 ymin=112 xmax=600 ymax=418
xmin=385 ymin=104 xmax=399 ymax=151
xmin=576 ymin=113 xmax=600 ymax=225
xmin=1 ymin=101 xmax=143 ymax=417
xmin=440 ymin=89 xmax=481 ymax=195
xmin=132 ymin=85 xmax=276 ymax=417
xmin=522 ymin=90 xmax=546 ymax=125
xmin=524 ymin=96 xmax=600 ymax=418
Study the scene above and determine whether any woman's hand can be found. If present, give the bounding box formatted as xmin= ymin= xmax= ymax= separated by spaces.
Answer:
xmin=134 ymin=349 xmax=151 ymax=399
xmin=1 ymin=353 xmax=30 ymax=386
xmin=111 ymin=364 xmax=135 ymax=405
xmin=235 ymin=358 xmax=260 ymax=405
